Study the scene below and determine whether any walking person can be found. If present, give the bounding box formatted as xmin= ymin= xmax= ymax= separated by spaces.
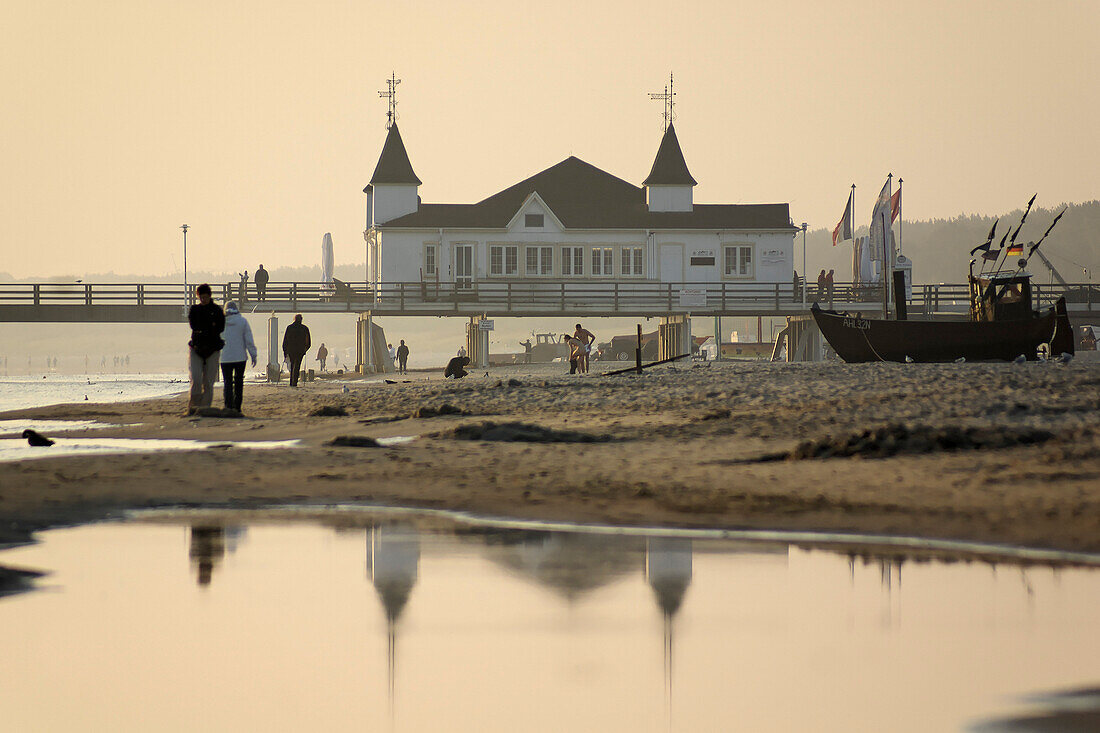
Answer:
xmin=396 ymin=340 xmax=409 ymax=374
xmin=387 ymin=343 xmax=396 ymax=369
xmin=316 ymin=343 xmax=328 ymax=372
xmin=187 ymin=283 xmax=225 ymax=414
xmin=573 ymin=323 xmax=596 ymax=373
xmin=220 ymin=301 xmax=257 ymax=412
xmin=817 ymin=269 xmax=827 ymax=301
xmin=825 ymin=269 xmax=835 ymax=304
xmin=282 ymin=314 xmax=311 ymax=387
xmin=254 ymin=264 xmax=269 ymax=301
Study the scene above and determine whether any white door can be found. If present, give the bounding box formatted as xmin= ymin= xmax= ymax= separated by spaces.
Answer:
xmin=660 ymin=245 xmax=683 ymax=284
xmin=455 ymin=244 xmax=474 ymax=290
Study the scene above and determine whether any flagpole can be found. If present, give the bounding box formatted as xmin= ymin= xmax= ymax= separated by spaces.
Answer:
xmin=898 ymin=178 xmax=903 ymax=255
xmin=883 ymin=173 xmax=892 ymax=319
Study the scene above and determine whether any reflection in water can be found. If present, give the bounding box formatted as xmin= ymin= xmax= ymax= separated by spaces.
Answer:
xmin=1 ymin=514 xmax=1099 ymax=732
xmin=189 ymin=526 xmax=225 ymax=586
xmin=366 ymin=524 xmax=421 ymax=717
xmin=645 ymin=537 xmax=693 ymax=725
xmin=188 ymin=525 xmax=247 ymax=586
xmin=480 ymin=530 xmax=640 ymax=603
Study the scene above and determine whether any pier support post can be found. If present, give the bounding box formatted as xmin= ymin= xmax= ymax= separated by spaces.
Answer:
xmin=356 ymin=312 xmax=374 ymax=373
xmin=465 ymin=315 xmax=490 ymax=369
xmin=658 ymin=314 xmax=692 ymax=361
xmin=266 ymin=315 xmax=280 ymax=382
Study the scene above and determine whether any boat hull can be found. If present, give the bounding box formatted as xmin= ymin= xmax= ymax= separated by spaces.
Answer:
xmin=811 ymin=301 xmax=1073 ymax=363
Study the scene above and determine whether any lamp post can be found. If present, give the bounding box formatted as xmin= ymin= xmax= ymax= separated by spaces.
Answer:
xmin=180 ymin=224 xmax=190 ymax=304
xmin=801 ymin=222 xmax=808 ymax=308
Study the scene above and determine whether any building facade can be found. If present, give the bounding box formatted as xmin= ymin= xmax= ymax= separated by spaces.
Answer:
xmin=363 ymin=122 xmax=797 ymax=292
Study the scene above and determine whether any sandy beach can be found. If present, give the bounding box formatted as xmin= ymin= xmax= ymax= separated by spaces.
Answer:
xmin=2 ymin=356 xmax=1098 ymax=553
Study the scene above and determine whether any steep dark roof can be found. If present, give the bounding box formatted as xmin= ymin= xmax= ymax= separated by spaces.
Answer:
xmin=381 ymin=156 xmax=793 ymax=231
xmin=367 ymin=123 xmax=421 ymax=187
xmin=642 ymin=124 xmax=697 ymax=186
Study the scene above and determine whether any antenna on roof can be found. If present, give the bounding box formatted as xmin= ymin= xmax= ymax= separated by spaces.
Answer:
xmin=379 ymin=72 xmax=401 ymax=128
xmin=649 ymin=73 xmax=676 ymax=132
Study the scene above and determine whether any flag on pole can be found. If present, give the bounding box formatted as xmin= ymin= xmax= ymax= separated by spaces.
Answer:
xmin=1006 ymin=241 xmax=1024 ymax=256
xmin=832 ymin=190 xmax=853 ymax=246
xmin=868 ymin=178 xmax=893 ymax=277
xmin=890 ymin=188 xmax=901 ymax=223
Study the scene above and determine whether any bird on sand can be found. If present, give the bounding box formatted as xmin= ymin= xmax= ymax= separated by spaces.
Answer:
xmin=1013 ymin=354 xmax=1027 ymax=365
xmin=1056 ymin=352 xmax=1074 ymax=365
xmin=22 ymin=429 xmax=54 ymax=447
xmin=904 ymin=355 xmax=915 ymax=363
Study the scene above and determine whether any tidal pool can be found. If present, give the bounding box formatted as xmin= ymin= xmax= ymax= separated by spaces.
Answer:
xmin=1 ymin=512 xmax=1097 ymax=732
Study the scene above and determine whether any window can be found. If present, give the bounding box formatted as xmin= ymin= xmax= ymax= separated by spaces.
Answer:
xmin=490 ymin=245 xmax=518 ymax=276
xmin=591 ymin=247 xmax=613 ymax=276
xmin=525 ymin=213 xmax=544 ymax=228
xmin=562 ymin=246 xmax=584 ymax=276
xmin=622 ymin=247 xmax=643 ymax=276
xmin=423 ymin=244 xmax=438 ymax=276
xmin=526 ymin=246 xmax=553 ymax=276
xmin=724 ymin=245 xmax=754 ymax=277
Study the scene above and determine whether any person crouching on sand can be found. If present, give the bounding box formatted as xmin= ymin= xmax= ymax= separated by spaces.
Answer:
xmin=220 ymin=301 xmax=257 ymax=412
xmin=444 ymin=355 xmax=470 ymax=379
xmin=187 ymin=283 xmax=225 ymax=415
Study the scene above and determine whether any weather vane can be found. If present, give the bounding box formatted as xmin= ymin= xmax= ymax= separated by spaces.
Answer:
xmin=379 ymin=72 xmax=401 ymax=128
xmin=648 ymin=73 xmax=676 ymax=131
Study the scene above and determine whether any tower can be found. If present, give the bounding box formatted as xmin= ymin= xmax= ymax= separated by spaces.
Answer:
xmin=365 ymin=74 xmax=420 ymax=226
xmin=643 ymin=123 xmax=696 ymax=213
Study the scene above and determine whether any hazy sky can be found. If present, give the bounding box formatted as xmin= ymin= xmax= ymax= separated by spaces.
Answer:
xmin=2 ymin=0 xmax=1097 ymax=278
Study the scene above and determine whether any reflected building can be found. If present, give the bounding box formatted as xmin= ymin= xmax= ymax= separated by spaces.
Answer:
xmin=480 ymin=530 xmax=642 ymax=604
xmin=366 ymin=524 xmax=421 ymax=714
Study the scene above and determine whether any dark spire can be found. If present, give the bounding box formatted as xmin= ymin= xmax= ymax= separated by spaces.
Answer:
xmin=369 ymin=123 xmax=421 ymax=186
xmin=642 ymin=123 xmax=696 ymax=187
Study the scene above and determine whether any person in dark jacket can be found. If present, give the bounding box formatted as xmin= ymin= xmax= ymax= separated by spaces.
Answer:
xmin=396 ymin=340 xmax=409 ymax=373
xmin=282 ymin=314 xmax=311 ymax=387
xmin=254 ymin=264 xmax=269 ymax=301
xmin=444 ymin=356 xmax=470 ymax=379
xmin=187 ymin=283 xmax=225 ymax=414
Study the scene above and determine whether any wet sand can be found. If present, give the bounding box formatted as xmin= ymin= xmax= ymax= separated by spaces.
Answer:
xmin=1 ymin=356 xmax=1098 ymax=552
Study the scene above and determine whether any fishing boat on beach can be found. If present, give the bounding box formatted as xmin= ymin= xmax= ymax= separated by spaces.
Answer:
xmin=813 ymin=200 xmax=1076 ymax=363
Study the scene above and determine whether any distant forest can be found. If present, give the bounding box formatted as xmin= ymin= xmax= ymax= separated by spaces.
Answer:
xmin=804 ymin=200 xmax=1099 ymax=285
xmin=4 ymin=201 xmax=1097 ymax=287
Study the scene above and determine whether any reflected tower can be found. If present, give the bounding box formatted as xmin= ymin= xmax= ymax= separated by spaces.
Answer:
xmin=366 ymin=524 xmax=421 ymax=717
xmin=645 ymin=537 xmax=693 ymax=722
xmin=188 ymin=525 xmax=226 ymax=587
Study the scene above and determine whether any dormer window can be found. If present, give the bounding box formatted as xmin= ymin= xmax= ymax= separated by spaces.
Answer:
xmin=525 ymin=213 xmax=544 ymax=228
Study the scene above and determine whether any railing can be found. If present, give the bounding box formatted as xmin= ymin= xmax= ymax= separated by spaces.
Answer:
xmin=0 ymin=280 xmax=1095 ymax=315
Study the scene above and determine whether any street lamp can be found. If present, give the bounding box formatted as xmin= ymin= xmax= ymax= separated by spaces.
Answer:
xmin=801 ymin=222 xmax=808 ymax=308
xmin=180 ymin=224 xmax=189 ymax=304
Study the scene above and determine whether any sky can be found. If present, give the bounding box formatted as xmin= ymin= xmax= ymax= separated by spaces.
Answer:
xmin=2 ymin=0 xmax=1098 ymax=279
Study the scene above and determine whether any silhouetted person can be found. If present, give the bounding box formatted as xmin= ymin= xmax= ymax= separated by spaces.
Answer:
xmin=238 ymin=271 xmax=249 ymax=304
xmin=187 ymin=283 xmax=225 ymax=414
xmin=825 ymin=269 xmax=835 ymax=302
xmin=254 ymin=264 xmax=269 ymax=301
xmin=282 ymin=314 xmax=311 ymax=387
xmin=220 ymin=301 xmax=257 ymax=411
xmin=316 ymin=343 xmax=328 ymax=372
xmin=817 ymin=269 xmax=827 ymax=301
xmin=396 ymin=340 xmax=409 ymax=373
xmin=520 ymin=339 xmax=532 ymax=364
xmin=444 ymin=356 xmax=470 ymax=379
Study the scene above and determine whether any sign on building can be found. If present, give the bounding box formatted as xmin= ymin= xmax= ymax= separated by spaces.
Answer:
xmin=678 ymin=289 xmax=706 ymax=308
xmin=478 ymin=319 xmax=495 ymax=331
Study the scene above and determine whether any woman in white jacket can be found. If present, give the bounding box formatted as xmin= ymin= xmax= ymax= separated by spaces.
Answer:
xmin=220 ymin=302 xmax=257 ymax=411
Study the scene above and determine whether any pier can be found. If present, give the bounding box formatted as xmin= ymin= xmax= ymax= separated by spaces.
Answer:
xmin=1 ymin=279 xmax=1095 ymax=323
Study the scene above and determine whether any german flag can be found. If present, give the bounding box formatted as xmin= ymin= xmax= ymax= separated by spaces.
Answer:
xmin=1006 ymin=241 xmax=1024 ymax=256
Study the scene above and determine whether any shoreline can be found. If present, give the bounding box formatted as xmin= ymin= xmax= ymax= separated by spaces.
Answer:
xmin=1 ymin=358 xmax=1098 ymax=554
